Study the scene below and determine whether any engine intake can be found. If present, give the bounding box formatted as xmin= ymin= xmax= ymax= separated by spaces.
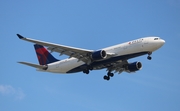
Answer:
xmin=127 ymin=61 xmax=142 ymax=72
xmin=91 ymin=50 xmax=107 ymax=61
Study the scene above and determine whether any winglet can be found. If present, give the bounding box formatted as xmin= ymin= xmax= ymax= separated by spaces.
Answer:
xmin=17 ymin=34 xmax=25 ymax=39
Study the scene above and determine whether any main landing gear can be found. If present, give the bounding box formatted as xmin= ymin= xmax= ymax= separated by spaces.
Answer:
xmin=83 ymin=65 xmax=93 ymax=74
xmin=147 ymin=52 xmax=152 ymax=60
xmin=83 ymin=69 xmax=89 ymax=74
xmin=103 ymin=72 xmax=114 ymax=81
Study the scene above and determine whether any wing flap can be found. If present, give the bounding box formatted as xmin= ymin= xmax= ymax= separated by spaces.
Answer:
xmin=106 ymin=60 xmax=129 ymax=74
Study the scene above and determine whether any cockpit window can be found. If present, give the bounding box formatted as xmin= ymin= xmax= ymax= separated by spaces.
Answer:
xmin=154 ymin=38 xmax=159 ymax=40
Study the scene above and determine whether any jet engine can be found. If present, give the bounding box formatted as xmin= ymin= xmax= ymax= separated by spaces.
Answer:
xmin=127 ymin=61 xmax=142 ymax=72
xmin=91 ymin=50 xmax=107 ymax=61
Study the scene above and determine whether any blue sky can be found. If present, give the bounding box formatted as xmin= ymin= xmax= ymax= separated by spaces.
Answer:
xmin=0 ymin=0 xmax=180 ymax=111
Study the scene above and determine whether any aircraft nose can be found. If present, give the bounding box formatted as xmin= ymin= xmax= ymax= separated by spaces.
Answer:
xmin=157 ymin=39 xmax=165 ymax=48
xmin=160 ymin=39 xmax=165 ymax=45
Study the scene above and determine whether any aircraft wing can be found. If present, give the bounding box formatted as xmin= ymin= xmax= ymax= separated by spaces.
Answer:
xmin=105 ymin=60 xmax=139 ymax=74
xmin=17 ymin=34 xmax=94 ymax=63
xmin=106 ymin=60 xmax=129 ymax=74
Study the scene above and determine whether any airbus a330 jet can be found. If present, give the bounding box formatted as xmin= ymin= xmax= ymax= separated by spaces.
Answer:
xmin=17 ymin=34 xmax=165 ymax=80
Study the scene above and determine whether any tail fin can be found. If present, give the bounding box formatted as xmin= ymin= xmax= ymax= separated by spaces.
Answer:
xmin=34 ymin=44 xmax=59 ymax=65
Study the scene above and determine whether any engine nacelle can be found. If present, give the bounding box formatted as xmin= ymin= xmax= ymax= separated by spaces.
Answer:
xmin=91 ymin=50 xmax=107 ymax=61
xmin=127 ymin=61 xmax=142 ymax=72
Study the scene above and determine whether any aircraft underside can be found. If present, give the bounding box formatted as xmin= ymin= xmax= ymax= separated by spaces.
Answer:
xmin=67 ymin=51 xmax=151 ymax=81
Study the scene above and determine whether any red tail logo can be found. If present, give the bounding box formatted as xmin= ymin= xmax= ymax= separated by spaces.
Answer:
xmin=34 ymin=44 xmax=59 ymax=65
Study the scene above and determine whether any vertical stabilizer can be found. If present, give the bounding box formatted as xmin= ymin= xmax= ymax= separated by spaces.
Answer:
xmin=34 ymin=44 xmax=59 ymax=65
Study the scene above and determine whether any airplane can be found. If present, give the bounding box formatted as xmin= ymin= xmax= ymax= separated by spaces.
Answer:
xmin=17 ymin=34 xmax=165 ymax=80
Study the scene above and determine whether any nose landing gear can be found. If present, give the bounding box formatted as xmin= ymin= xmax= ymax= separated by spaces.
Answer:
xmin=147 ymin=52 xmax=152 ymax=60
xmin=147 ymin=56 xmax=152 ymax=60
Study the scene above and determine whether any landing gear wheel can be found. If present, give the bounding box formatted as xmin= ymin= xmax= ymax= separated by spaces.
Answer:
xmin=108 ymin=72 xmax=114 ymax=77
xmin=103 ymin=75 xmax=110 ymax=81
xmin=83 ymin=70 xmax=89 ymax=74
xmin=86 ymin=70 xmax=89 ymax=74
xmin=147 ymin=52 xmax=152 ymax=60
xmin=147 ymin=56 xmax=152 ymax=60
xmin=103 ymin=72 xmax=114 ymax=80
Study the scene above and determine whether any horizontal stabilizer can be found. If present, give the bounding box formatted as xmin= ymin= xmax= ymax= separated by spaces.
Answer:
xmin=18 ymin=61 xmax=47 ymax=69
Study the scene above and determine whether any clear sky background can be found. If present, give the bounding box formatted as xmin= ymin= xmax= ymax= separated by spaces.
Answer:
xmin=0 ymin=0 xmax=180 ymax=111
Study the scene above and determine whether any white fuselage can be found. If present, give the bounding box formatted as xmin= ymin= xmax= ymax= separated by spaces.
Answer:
xmin=40 ymin=37 xmax=165 ymax=73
